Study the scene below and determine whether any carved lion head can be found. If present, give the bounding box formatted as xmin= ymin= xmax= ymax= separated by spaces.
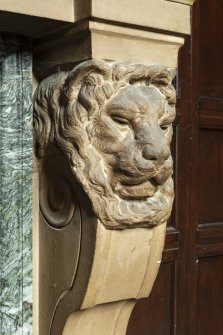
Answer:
xmin=34 ymin=60 xmax=176 ymax=229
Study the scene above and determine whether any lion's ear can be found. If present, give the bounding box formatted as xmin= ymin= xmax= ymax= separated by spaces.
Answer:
xmin=167 ymin=68 xmax=177 ymax=83
xmin=63 ymin=60 xmax=112 ymax=102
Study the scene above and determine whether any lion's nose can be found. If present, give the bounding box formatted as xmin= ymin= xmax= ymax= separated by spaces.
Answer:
xmin=142 ymin=144 xmax=170 ymax=161
xmin=136 ymin=123 xmax=170 ymax=162
xmin=142 ymin=145 xmax=157 ymax=160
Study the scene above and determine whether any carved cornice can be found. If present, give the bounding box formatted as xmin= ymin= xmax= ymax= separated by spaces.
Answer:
xmin=34 ymin=21 xmax=184 ymax=80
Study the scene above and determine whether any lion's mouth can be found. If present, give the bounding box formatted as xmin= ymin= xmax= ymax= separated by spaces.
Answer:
xmin=112 ymin=163 xmax=172 ymax=200
xmin=114 ymin=179 xmax=157 ymax=199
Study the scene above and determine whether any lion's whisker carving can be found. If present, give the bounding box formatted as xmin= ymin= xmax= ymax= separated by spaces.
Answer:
xmin=34 ymin=60 xmax=175 ymax=230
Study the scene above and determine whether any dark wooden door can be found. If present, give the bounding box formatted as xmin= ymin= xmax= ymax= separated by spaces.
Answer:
xmin=127 ymin=1 xmax=223 ymax=334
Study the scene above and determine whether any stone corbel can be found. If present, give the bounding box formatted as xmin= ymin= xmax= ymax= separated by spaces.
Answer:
xmin=33 ymin=1 xmax=195 ymax=334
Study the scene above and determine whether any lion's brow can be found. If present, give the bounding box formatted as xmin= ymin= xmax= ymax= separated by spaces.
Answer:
xmin=107 ymin=102 xmax=143 ymax=116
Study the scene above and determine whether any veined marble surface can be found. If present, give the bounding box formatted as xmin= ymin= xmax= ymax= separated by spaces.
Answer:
xmin=0 ymin=39 xmax=32 ymax=334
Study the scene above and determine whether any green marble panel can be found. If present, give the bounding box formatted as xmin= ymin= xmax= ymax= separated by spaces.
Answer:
xmin=0 ymin=37 xmax=32 ymax=334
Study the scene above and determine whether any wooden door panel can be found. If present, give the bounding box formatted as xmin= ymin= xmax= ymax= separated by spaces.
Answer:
xmin=195 ymin=2 xmax=223 ymax=332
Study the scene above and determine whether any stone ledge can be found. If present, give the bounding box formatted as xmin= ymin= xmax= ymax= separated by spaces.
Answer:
xmin=34 ymin=21 xmax=184 ymax=80
xmin=90 ymin=22 xmax=184 ymax=66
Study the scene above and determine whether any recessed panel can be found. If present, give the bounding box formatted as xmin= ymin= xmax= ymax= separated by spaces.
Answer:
xmin=198 ymin=130 xmax=223 ymax=224
xmin=197 ymin=255 xmax=223 ymax=335
xmin=198 ymin=0 xmax=223 ymax=96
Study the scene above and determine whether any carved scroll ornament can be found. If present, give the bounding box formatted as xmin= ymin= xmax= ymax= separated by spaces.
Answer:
xmin=33 ymin=60 xmax=176 ymax=335
xmin=34 ymin=60 xmax=175 ymax=229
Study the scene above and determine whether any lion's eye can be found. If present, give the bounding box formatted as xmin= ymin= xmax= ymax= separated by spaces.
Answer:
xmin=160 ymin=125 xmax=169 ymax=131
xmin=111 ymin=115 xmax=129 ymax=125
